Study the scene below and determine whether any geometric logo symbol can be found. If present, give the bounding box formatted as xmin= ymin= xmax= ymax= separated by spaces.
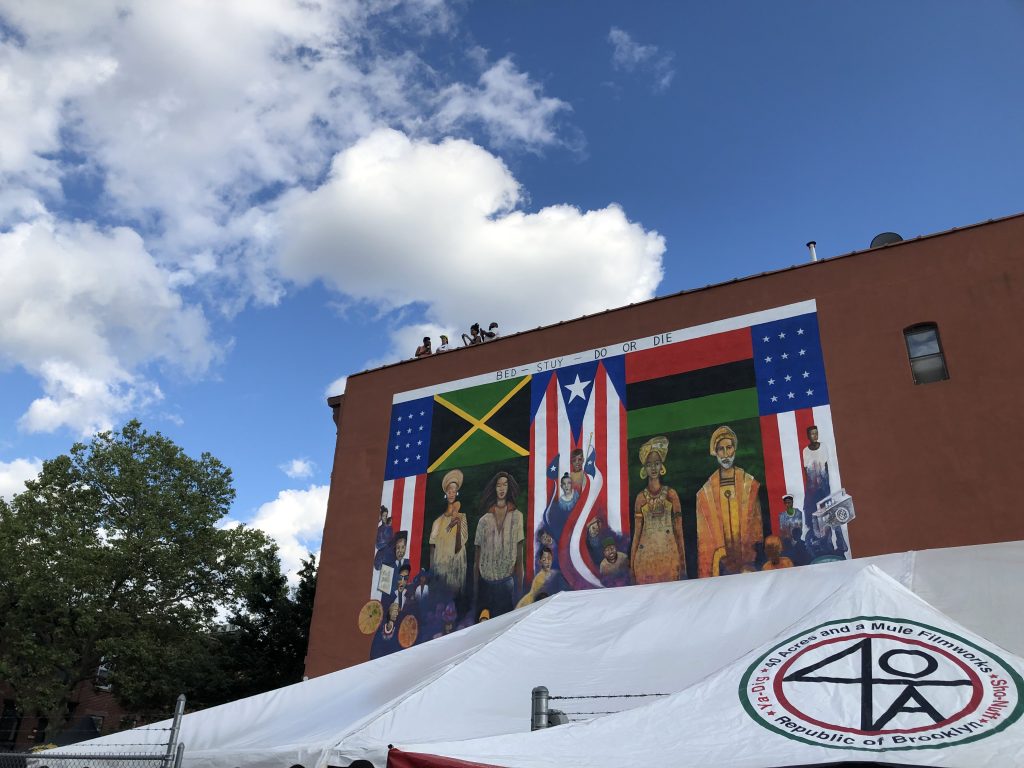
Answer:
xmin=740 ymin=617 xmax=1023 ymax=751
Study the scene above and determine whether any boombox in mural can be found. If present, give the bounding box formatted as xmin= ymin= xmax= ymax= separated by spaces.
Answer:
xmin=358 ymin=301 xmax=855 ymax=657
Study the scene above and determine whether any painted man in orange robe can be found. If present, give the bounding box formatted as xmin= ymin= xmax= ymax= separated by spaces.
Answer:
xmin=696 ymin=425 xmax=764 ymax=577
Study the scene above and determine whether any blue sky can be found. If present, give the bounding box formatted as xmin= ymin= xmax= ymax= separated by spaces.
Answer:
xmin=1 ymin=1 xmax=1022 ymax=579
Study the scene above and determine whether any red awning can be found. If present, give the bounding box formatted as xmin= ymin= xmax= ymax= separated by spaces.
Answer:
xmin=387 ymin=747 xmax=507 ymax=768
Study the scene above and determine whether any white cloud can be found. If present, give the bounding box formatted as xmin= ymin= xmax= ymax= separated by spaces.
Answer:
xmin=608 ymin=27 xmax=675 ymax=91
xmin=280 ymin=458 xmax=315 ymax=479
xmin=0 ymin=42 xmax=117 ymax=205
xmin=248 ymin=485 xmax=329 ymax=585
xmin=0 ymin=216 xmax=217 ymax=434
xmin=434 ymin=57 xmax=571 ymax=150
xmin=0 ymin=457 xmax=42 ymax=500
xmin=277 ymin=129 xmax=665 ymax=362
xmin=0 ymin=3 xmax=672 ymax=434
xmin=0 ymin=2 xmax=567 ymax=263
xmin=324 ymin=375 xmax=348 ymax=398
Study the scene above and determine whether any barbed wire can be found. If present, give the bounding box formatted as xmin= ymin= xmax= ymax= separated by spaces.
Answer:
xmin=560 ymin=711 xmax=619 ymax=716
xmin=549 ymin=693 xmax=670 ymax=700
xmin=1 ymin=755 xmax=166 ymax=761
xmin=74 ymin=744 xmax=169 ymax=748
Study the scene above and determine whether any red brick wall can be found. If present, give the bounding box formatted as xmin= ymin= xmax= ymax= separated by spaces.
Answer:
xmin=306 ymin=213 xmax=1024 ymax=675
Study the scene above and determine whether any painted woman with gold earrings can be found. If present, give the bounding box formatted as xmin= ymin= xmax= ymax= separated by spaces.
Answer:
xmin=630 ymin=436 xmax=685 ymax=584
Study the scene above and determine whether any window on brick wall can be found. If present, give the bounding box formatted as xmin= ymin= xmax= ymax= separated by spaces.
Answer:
xmin=904 ymin=323 xmax=949 ymax=384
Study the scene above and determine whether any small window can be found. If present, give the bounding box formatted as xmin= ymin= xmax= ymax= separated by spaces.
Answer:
xmin=904 ymin=323 xmax=949 ymax=384
xmin=94 ymin=661 xmax=112 ymax=691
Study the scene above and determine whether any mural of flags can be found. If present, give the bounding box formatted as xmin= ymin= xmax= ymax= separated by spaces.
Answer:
xmin=529 ymin=358 xmax=627 ymax=580
xmin=625 ymin=309 xmax=839 ymax=543
xmin=376 ymin=300 xmax=845 ymax=604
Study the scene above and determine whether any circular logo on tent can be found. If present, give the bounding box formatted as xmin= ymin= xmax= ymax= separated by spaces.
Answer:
xmin=740 ymin=617 xmax=1023 ymax=751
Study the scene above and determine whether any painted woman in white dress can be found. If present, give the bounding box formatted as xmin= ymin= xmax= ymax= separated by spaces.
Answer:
xmin=429 ymin=468 xmax=469 ymax=597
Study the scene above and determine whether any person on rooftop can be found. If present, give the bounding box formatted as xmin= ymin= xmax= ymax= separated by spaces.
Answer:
xmin=461 ymin=323 xmax=482 ymax=346
xmin=415 ymin=336 xmax=432 ymax=357
xmin=435 ymin=334 xmax=450 ymax=353
xmin=481 ymin=322 xmax=499 ymax=341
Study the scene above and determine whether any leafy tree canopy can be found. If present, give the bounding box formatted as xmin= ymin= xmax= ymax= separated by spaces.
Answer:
xmin=193 ymin=553 xmax=319 ymax=706
xmin=0 ymin=420 xmax=287 ymax=736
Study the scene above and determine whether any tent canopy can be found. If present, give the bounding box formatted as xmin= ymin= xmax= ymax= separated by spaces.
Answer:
xmin=391 ymin=566 xmax=1024 ymax=767
xmin=62 ymin=541 xmax=1024 ymax=768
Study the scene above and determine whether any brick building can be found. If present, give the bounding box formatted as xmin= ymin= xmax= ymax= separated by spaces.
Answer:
xmin=307 ymin=212 xmax=1024 ymax=676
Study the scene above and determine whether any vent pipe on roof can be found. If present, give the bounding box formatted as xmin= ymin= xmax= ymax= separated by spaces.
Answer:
xmin=806 ymin=241 xmax=818 ymax=262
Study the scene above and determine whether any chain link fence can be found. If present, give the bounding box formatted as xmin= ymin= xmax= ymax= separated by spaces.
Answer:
xmin=0 ymin=697 xmax=185 ymax=768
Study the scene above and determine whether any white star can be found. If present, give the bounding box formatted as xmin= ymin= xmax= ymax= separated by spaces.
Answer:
xmin=764 ymin=355 xmax=772 ymax=363
xmin=403 ymin=457 xmax=409 ymax=462
xmin=787 ymin=392 xmax=795 ymax=399
xmin=393 ymin=459 xmax=399 ymax=465
xmin=762 ymin=336 xmax=770 ymax=343
xmin=778 ymin=332 xmax=786 ymax=340
xmin=802 ymin=370 xmax=810 ymax=378
xmin=395 ymin=430 xmax=401 ymax=437
xmin=417 ymin=440 xmax=422 ymax=446
xmin=420 ymin=410 xmax=425 ymax=416
xmin=405 ymin=443 xmax=410 ymax=448
xmin=407 ymin=428 xmax=412 ymax=434
xmin=781 ymin=352 xmax=789 ymax=360
xmin=797 ymin=328 xmax=805 ymax=335
xmin=416 ymin=454 xmax=421 ymax=460
xmin=549 ymin=463 xmax=557 ymax=473
xmin=798 ymin=349 xmax=806 ymax=356
xmin=784 ymin=374 xmax=792 ymax=382
xmin=767 ymin=378 xmax=775 ymax=385
xmin=418 ymin=425 xmax=423 ymax=431
xmin=806 ymin=389 xmax=814 ymax=396
xmin=563 ymin=374 xmax=592 ymax=402
xmin=397 ymin=416 xmax=403 ymax=421
xmin=771 ymin=395 xmax=778 ymax=403
xmin=394 ymin=445 xmax=399 ymax=451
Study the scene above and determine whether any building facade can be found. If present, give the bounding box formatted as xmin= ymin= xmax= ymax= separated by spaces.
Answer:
xmin=307 ymin=212 xmax=1024 ymax=676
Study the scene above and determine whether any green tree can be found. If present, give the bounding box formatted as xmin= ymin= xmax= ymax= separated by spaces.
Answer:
xmin=0 ymin=421 xmax=275 ymax=739
xmin=193 ymin=553 xmax=319 ymax=706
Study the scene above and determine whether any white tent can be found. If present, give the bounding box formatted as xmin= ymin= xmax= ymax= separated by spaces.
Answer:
xmin=391 ymin=565 xmax=1024 ymax=767
xmin=64 ymin=541 xmax=1024 ymax=768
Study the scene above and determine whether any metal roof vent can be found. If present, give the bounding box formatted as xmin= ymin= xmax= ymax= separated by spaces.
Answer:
xmin=870 ymin=232 xmax=903 ymax=248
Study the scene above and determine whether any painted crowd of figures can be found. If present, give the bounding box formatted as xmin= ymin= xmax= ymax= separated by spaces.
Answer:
xmin=368 ymin=423 xmax=847 ymax=659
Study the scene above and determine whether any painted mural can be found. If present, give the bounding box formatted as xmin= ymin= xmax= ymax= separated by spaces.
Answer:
xmin=357 ymin=301 xmax=856 ymax=657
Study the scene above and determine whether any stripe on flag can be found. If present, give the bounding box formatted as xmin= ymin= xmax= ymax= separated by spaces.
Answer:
xmin=626 ymin=328 xmax=753 ymax=382
xmin=761 ymin=407 xmax=843 ymax=533
xmin=811 ymin=404 xmax=842 ymax=497
xmin=369 ymin=474 xmax=425 ymax=597
xmin=557 ymin=443 xmax=604 ymax=589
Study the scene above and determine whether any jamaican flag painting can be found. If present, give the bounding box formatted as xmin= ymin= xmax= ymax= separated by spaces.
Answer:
xmin=427 ymin=376 xmax=532 ymax=473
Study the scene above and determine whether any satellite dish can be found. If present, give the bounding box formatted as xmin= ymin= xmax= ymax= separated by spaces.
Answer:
xmin=870 ymin=232 xmax=903 ymax=248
